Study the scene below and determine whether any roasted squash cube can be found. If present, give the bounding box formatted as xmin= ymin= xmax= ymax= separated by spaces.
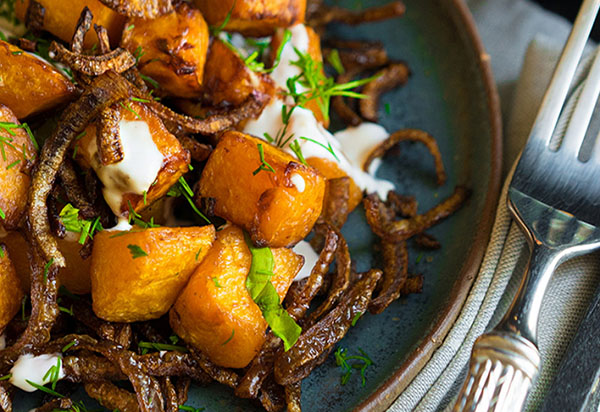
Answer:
xmin=0 ymin=245 xmax=24 ymax=331
xmin=91 ymin=226 xmax=215 ymax=322
xmin=0 ymin=42 xmax=75 ymax=119
xmin=15 ymin=0 xmax=125 ymax=49
xmin=73 ymin=101 xmax=190 ymax=218
xmin=3 ymin=231 xmax=93 ymax=294
xmin=193 ymin=0 xmax=306 ymax=37
xmin=199 ymin=131 xmax=325 ymax=248
xmin=0 ymin=105 xmax=37 ymax=229
xmin=120 ymin=1 xmax=209 ymax=98
xmin=170 ymin=225 xmax=303 ymax=369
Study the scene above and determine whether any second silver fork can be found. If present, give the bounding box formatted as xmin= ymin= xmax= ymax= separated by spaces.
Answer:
xmin=454 ymin=0 xmax=600 ymax=410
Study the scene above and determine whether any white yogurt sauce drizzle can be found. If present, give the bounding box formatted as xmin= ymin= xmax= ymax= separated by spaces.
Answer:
xmin=86 ymin=120 xmax=164 ymax=217
xmin=10 ymin=353 xmax=64 ymax=392
xmin=243 ymin=24 xmax=394 ymax=199
xmin=292 ymin=240 xmax=320 ymax=281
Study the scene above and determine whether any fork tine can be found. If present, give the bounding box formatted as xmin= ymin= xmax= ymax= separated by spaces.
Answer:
xmin=560 ymin=47 xmax=600 ymax=158
xmin=528 ymin=0 xmax=600 ymax=147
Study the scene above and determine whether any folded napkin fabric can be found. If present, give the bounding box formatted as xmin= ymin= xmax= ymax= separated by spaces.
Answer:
xmin=388 ymin=3 xmax=600 ymax=410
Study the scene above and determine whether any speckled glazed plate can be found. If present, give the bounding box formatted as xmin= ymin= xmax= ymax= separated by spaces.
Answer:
xmin=16 ymin=0 xmax=501 ymax=410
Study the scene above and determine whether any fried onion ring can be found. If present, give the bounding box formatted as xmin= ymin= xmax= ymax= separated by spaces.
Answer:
xmin=359 ymin=62 xmax=410 ymax=122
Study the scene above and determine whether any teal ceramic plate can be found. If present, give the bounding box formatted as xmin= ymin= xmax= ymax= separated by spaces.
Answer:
xmin=16 ymin=0 xmax=501 ymax=410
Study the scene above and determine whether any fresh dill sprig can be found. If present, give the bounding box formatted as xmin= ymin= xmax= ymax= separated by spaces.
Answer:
xmin=326 ymin=49 xmax=345 ymax=75
xmin=138 ymin=341 xmax=188 ymax=353
xmin=252 ymin=143 xmax=275 ymax=176
xmin=289 ymin=139 xmax=308 ymax=166
xmin=210 ymin=0 xmax=236 ymax=36
xmin=334 ymin=347 xmax=373 ymax=386
xmin=299 ymin=136 xmax=339 ymax=162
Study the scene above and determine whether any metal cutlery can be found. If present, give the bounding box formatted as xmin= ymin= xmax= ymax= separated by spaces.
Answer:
xmin=453 ymin=0 xmax=600 ymax=410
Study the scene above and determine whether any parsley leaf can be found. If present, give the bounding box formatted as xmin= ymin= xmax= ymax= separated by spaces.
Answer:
xmin=127 ymin=244 xmax=148 ymax=259
xmin=244 ymin=234 xmax=301 ymax=351
xmin=59 ymin=204 xmax=103 ymax=244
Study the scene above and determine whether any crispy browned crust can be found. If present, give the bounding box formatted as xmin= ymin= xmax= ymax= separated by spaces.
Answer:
xmin=84 ymin=381 xmax=140 ymax=412
xmin=98 ymin=0 xmax=173 ymax=18
xmin=50 ymin=41 xmax=136 ymax=76
xmin=98 ymin=104 xmax=124 ymax=165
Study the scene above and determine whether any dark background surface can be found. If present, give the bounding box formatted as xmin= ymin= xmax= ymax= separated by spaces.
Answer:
xmin=532 ymin=0 xmax=600 ymax=40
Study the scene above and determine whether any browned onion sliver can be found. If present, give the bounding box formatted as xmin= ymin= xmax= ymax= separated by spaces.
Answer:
xmin=50 ymin=42 xmax=136 ymax=76
xmin=368 ymin=240 xmax=408 ymax=314
xmin=84 ymin=381 xmax=140 ymax=411
xmin=71 ymin=7 xmax=93 ymax=54
xmin=97 ymin=0 xmax=173 ymax=18
xmin=98 ymin=105 xmax=124 ymax=165
xmin=359 ymin=62 xmax=410 ymax=122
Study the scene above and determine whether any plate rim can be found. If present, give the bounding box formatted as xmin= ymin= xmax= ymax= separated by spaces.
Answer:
xmin=355 ymin=0 xmax=503 ymax=410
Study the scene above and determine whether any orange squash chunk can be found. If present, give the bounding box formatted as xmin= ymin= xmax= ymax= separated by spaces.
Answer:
xmin=120 ymin=1 xmax=209 ymax=98
xmin=73 ymin=101 xmax=190 ymax=218
xmin=4 ymin=231 xmax=93 ymax=295
xmin=199 ymin=131 xmax=325 ymax=248
xmin=170 ymin=225 xmax=303 ymax=368
xmin=307 ymin=157 xmax=363 ymax=214
xmin=0 ymin=105 xmax=37 ymax=229
xmin=0 ymin=42 xmax=75 ymax=119
xmin=0 ymin=245 xmax=24 ymax=331
xmin=91 ymin=226 xmax=215 ymax=322
xmin=193 ymin=0 xmax=306 ymax=37
xmin=15 ymin=0 xmax=125 ymax=49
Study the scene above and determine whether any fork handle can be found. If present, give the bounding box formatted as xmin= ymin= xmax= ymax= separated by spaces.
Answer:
xmin=453 ymin=332 xmax=541 ymax=412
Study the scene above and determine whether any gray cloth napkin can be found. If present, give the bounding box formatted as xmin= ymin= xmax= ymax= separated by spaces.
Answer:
xmin=388 ymin=0 xmax=600 ymax=411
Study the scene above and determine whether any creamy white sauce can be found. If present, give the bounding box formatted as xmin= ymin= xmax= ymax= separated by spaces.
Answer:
xmin=290 ymin=173 xmax=305 ymax=193
xmin=270 ymin=24 xmax=310 ymax=92
xmin=10 ymin=353 xmax=64 ymax=392
xmin=106 ymin=218 xmax=133 ymax=232
xmin=243 ymin=99 xmax=394 ymax=199
xmin=87 ymin=120 xmax=164 ymax=216
xmin=292 ymin=240 xmax=319 ymax=281
xmin=334 ymin=123 xmax=390 ymax=175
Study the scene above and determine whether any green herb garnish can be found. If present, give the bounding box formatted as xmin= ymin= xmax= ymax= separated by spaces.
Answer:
xmin=244 ymin=234 xmax=301 ymax=351
xmin=127 ymin=244 xmax=148 ymax=259
xmin=179 ymin=406 xmax=205 ymax=412
xmin=289 ymin=139 xmax=308 ymax=166
xmin=210 ymin=0 xmax=236 ymax=36
xmin=327 ymin=49 xmax=345 ymax=74
xmin=212 ymin=277 xmax=223 ymax=288
xmin=221 ymin=329 xmax=235 ymax=345
xmin=138 ymin=341 xmax=188 ymax=352
xmin=59 ymin=204 xmax=103 ymax=244
xmin=25 ymin=379 xmax=64 ymax=398
xmin=299 ymin=136 xmax=340 ymax=162
xmin=334 ymin=347 xmax=373 ymax=386
xmin=42 ymin=357 xmax=62 ymax=390
xmin=252 ymin=143 xmax=276 ymax=176
xmin=0 ymin=373 xmax=11 ymax=381
xmin=43 ymin=258 xmax=54 ymax=283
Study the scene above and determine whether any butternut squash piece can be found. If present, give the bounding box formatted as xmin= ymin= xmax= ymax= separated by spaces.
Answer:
xmin=15 ymin=0 xmax=125 ymax=49
xmin=0 ymin=105 xmax=36 ymax=229
xmin=0 ymin=245 xmax=24 ymax=331
xmin=3 ymin=231 xmax=93 ymax=294
xmin=199 ymin=131 xmax=325 ymax=248
xmin=120 ymin=1 xmax=209 ymax=98
xmin=91 ymin=226 xmax=215 ymax=322
xmin=270 ymin=24 xmax=328 ymax=126
xmin=0 ymin=42 xmax=75 ymax=119
xmin=73 ymin=101 xmax=190 ymax=218
xmin=193 ymin=0 xmax=306 ymax=37
xmin=170 ymin=225 xmax=303 ymax=368
xmin=307 ymin=157 xmax=363 ymax=214
xmin=202 ymin=38 xmax=274 ymax=107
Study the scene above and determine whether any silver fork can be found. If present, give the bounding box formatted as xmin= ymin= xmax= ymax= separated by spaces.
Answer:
xmin=454 ymin=0 xmax=600 ymax=410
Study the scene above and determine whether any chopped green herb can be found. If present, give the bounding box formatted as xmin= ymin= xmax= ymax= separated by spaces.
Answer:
xmin=210 ymin=0 xmax=236 ymax=35
xmin=62 ymin=340 xmax=76 ymax=352
xmin=119 ymin=101 xmax=141 ymax=119
xmin=75 ymin=131 xmax=86 ymax=140
xmin=0 ymin=373 xmax=11 ymax=381
xmin=416 ymin=253 xmax=423 ymax=264
xmin=252 ymin=143 xmax=276 ymax=176
xmin=59 ymin=204 xmax=103 ymax=244
xmin=140 ymin=74 xmax=159 ymax=89
xmin=327 ymin=49 xmax=345 ymax=74
xmin=299 ymin=136 xmax=340 ymax=162
xmin=169 ymin=335 xmax=180 ymax=345
xmin=212 ymin=277 xmax=223 ymax=288
xmin=384 ymin=102 xmax=391 ymax=114
xmin=0 ymin=31 xmax=6 ymax=42
xmin=188 ymin=163 xmax=194 ymax=171
xmin=334 ymin=347 xmax=373 ymax=386
xmin=0 ymin=207 xmax=5 ymax=219
xmin=43 ymin=258 xmax=54 ymax=283
xmin=143 ymin=190 xmax=148 ymax=205
xmin=127 ymin=244 xmax=148 ymax=259
xmin=166 ymin=178 xmax=211 ymax=224
xmin=58 ymin=304 xmax=74 ymax=316
xmin=25 ymin=379 xmax=64 ymax=398
xmin=0 ymin=246 xmax=4 ymax=259
xmin=244 ymin=234 xmax=301 ymax=351
xmin=5 ymin=159 xmax=20 ymax=170
xmin=133 ymin=45 xmax=145 ymax=63
xmin=289 ymin=139 xmax=308 ymax=166
xmin=42 ymin=357 xmax=62 ymax=390
xmin=351 ymin=312 xmax=363 ymax=327
xmin=11 ymin=50 xmax=22 ymax=55
xmin=125 ymin=24 xmax=135 ymax=31
xmin=195 ymin=247 xmax=203 ymax=261
xmin=178 ymin=406 xmax=205 ymax=412
xmin=221 ymin=329 xmax=235 ymax=345
xmin=131 ymin=96 xmax=151 ymax=103
xmin=138 ymin=341 xmax=188 ymax=352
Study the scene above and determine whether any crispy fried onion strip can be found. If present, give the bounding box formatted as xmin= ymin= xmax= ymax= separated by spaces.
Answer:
xmin=360 ymin=62 xmax=410 ymax=122
xmin=285 ymin=381 xmax=302 ymax=412
xmin=85 ymin=381 xmax=140 ymax=412
xmin=368 ymin=240 xmax=408 ymax=314
xmin=28 ymin=71 xmax=130 ymax=267
xmin=70 ymin=6 xmax=93 ymax=54
xmin=321 ymin=176 xmax=352 ymax=229
xmin=414 ymin=232 xmax=441 ymax=250
xmin=310 ymin=1 xmax=405 ymax=26
xmin=178 ymin=135 xmax=212 ymax=162
xmin=94 ymin=24 xmax=112 ymax=54
xmin=259 ymin=376 xmax=286 ymax=412
xmin=98 ymin=104 xmax=124 ymax=165
xmin=274 ymin=269 xmax=382 ymax=385
xmin=146 ymin=90 xmax=271 ymax=136
xmin=0 ymin=382 xmax=11 ymax=412
xmin=50 ymin=41 xmax=136 ymax=76
xmin=363 ymin=129 xmax=447 ymax=186
xmin=58 ymin=159 xmax=98 ymax=219
xmin=98 ymin=0 xmax=173 ymax=18
xmin=36 ymin=398 xmax=75 ymax=412
xmin=188 ymin=348 xmax=240 ymax=389
xmin=364 ymin=186 xmax=470 ymax=242
xmin=235 ymin=335 xmax=281 ymax=399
